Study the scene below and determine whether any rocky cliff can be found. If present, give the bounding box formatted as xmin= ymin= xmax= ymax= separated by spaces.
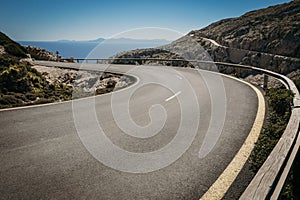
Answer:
xmin=24 ymin=46 xmax=57 ymax=61
xmin=113 ymin=1 xmax=300 ymax=75
xmin=189 ymin=0 xmax=300 ymax=58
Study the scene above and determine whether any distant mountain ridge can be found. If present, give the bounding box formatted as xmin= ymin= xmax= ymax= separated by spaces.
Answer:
xmin=21 ymin=38 xmax=170 ymax=44
xmin=19 ymin=38 xmax=171 ymax=59
xmin=55 ymin=38 xmax=105 ymax=43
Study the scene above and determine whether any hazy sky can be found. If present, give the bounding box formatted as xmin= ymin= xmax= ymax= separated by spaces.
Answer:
xmin=0 ymin=0 xmax=291 ymax=41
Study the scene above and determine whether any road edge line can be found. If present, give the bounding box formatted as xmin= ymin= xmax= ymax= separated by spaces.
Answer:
xmin=199 ymin=75 xmax=265 ymax=200
xmin=0 ymin=69 xmax=140 ymax=112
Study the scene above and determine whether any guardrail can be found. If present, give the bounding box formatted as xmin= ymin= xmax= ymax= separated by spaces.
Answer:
xmin=72 ymin=58 xmax=192 ymax=64
xmin=72 ymin=58 xmax=300 ymax=199
xmin=211 ymin=62 xmax=300 ymax=200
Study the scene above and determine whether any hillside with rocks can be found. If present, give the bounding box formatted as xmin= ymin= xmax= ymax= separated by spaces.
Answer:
xmin=0 ymin=32 xmax=73 ymax=108
xmin=189 ymin=0 xmax=300 ymax=58
xmin=25 ymin=46 xmax=57 ymax=61
xmin=0 ymin=32 xmax=132 ymax=108
xmin=113 ymin=1 xmax=300 ymax=75
xmin=0 ymin=32 xmax=28 ymax=58
xmin=0 ymin=32 xmax=57 ymax=62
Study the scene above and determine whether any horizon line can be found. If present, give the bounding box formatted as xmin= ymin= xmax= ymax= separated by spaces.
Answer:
xmin=17 ymin=37 xmax=176 ymax=42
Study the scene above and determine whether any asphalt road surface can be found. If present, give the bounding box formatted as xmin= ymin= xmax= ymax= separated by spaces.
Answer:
xmin=0 ymin=61 xmax=258 ymax=200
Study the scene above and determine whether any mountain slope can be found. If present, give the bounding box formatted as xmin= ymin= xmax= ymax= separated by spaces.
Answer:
xmin=0 ymin=32 xmax=73 ymax=108
xmin=0 ymin=32 xmax=27 ymax=58
xmin=113 ymin=1 xmax=300 ymax=74
xmin=189 ymin=0 xmax=300 ymax=58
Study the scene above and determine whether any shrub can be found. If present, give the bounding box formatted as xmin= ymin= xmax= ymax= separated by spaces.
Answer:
xmin=96 ymin=87 xmax=113 ymax=95
xmin=0 ymin=32 xmax=27 ymax=58
xmin=106 ymin=79 xmax=116 ymax=88
xmin=266 ymin=88 xmax=293 ymax=117
xmin=4 ymin=43 xmax=27 ymax=58
xmin=0 ymin=94 xmax=23 ymax=108
xmin=250 ymin=88 xmax=296 ymax=199
xmin=282 ymin=78 xmax=300 ymax=199
xmin=250 ymin=88 xmax=293 ymax=173
xmin=25 ymin=92 xmax=44 ymax=101
xmin=0 ymin=56 xmax=19 ymax=71
xmin=32 ymin=98 xmax=54 ymax=105
xmin=293 ymin=78 xmax=300 ymax=90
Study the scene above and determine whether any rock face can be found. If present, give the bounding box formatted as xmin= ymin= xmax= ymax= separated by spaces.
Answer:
xmin=113 ymin=1 xmax=300 ymax=75
xmin=186 ymin=34 xmax=300 ymax=74
xmin=190 ymin=1 xmax=300 ymax=58
xmin=0 ymin=45 xmax=5 ymax=55
xmin=112 ymin=47 xmax=194 ymax=67
xmin=24 ymin=46 xmax=56 ymax=61
xmin=33 ymin=66 xmax=133 ymax=94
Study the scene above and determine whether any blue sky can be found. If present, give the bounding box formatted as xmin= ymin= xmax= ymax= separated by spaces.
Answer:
xmin=0 ymin=0 xmax=291 ymax=41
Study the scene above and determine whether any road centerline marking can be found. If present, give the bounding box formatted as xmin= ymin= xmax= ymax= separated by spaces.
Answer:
xmin=176 ymin=75 xmax=183 ymax=80
xmin=165 ymin=91 xmax=182 ymax=102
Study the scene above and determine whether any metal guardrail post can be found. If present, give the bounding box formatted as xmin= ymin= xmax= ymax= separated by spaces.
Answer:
xmin=263 ymin=74 xmax=268 ymax=90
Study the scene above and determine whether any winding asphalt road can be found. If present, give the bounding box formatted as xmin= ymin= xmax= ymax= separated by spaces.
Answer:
xmin=0 ymin=61 xmax=258 ymax=200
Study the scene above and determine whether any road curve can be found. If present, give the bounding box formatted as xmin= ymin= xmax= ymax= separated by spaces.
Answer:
xmin=0 ymin=61 xmax=259 ymax=200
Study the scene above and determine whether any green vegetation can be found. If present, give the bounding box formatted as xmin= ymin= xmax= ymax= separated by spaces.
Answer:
xmin=293 ymin=78 xmax=300 ymax=91
xmin=0 ymin=55 xmax=19 ymax=71
xmin=0 ymin=57 xmax=73 ymax=109
xmin=0 ymin=32 xmax=125 ymax=109
xmin=0 ymin=62 xmax=44 ymax=93
xmin=95 ymin=80 xmax=116 ymax=95
xmin=0 ymin=32 xmax=27 ymax=58
xmin=250 ymin=80 xmax=300 ymax=199
xmin=0 ymin=56 xmax=122 ymax=108
xmin=0 ymin=32 xmax=75 ymax=108
xmin=250 ymin=88 xmax=293 ymax=172
xmin=280 ymin=78 xmax=300 ymax=200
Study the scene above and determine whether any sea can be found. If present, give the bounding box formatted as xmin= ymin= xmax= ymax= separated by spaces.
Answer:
xmin=19 ymin=40 xmax=170 ymax=59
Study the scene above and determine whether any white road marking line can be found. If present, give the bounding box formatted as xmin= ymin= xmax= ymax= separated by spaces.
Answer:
xmin=0 ymin=65 xmax=140 ymax=112
xmin=200 ymin=75 xmax=265 ymax=200
xmin=165 ymin=91 xmax=181 ymax=102
xmin=176 ymin=75 xmax=183 ymax=80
